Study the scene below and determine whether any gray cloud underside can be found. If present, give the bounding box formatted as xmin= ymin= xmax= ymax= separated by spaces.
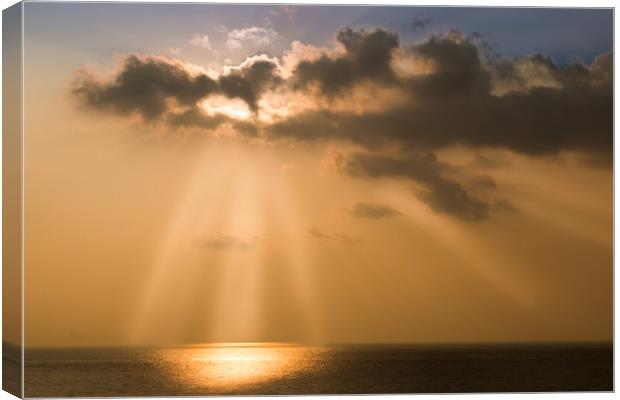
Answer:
xmin=72 ymin=28 xmax=612 ymax=221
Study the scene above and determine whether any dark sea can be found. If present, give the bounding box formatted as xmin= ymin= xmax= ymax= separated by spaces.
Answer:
xmin=22 ymin=343 xmax=612 ymax=397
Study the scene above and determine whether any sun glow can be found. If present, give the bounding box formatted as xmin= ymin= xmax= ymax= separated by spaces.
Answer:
xmin=201 ymin=95 xmax=253 ymax=120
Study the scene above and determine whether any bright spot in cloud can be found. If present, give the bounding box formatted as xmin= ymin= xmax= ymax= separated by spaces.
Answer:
xmin=201 ymin=95 xmax=253 ymax=120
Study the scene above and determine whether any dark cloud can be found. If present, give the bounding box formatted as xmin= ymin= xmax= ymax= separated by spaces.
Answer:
xmin=267 ymin=44 xmax=611 ymax=157
xmin=73 ymin=31 xmax=612 ymax=158
xmin=71 ymin=28 xmax=612 ymax=221
xmin=406 ymin=31 xmax=492 ymax=97
xmin=412 ymin=16 xmax=432 ymax=32
xmin=265 ymin=30 xmax=611 ymax=158
xmin=73 ymin=55 xmax=281 ymax=123
xmin=350 ymin=202 xmax=402 ymax=219
xmin=293 ymin=28 xmax=399 ymax=94
xmin=345 ymin=152 xmax=500 ymax=221
xmin=218 ymin=60 xmax=282 ymax=111
xmin=72 ymin=55 xmax=218 ymax=121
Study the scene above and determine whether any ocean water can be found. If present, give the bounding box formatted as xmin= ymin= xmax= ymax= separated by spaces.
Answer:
xmin=23 ymin=343 xmax=612 ymax=397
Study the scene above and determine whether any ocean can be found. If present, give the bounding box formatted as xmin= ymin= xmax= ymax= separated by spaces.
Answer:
xmin=21 ymin=343 xmax=612 ymax=397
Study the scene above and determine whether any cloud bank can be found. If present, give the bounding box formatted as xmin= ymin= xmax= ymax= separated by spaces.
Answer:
xmin=72 ymin=27 xmax=612 ymax=221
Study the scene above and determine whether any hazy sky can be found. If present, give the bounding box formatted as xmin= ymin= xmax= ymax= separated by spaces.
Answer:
xmin=21 ymin=3 xmax=612 ymax=347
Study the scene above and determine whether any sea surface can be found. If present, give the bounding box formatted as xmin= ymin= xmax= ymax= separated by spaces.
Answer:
xmin=23 ymin=343 xmax=612 ymax=397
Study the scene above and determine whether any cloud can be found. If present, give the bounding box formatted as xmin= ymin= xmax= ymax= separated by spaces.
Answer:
xmin=218 ymin=58 xmax=282 ymax=111
xmin=293 ymin=28 xmax=399 ymax=94
xmin=350 ymin=202 xmax=402 ymax=219
xmin=195 ymin=235 xmax=258 ymax=250
xmin=471 ymin=153 xmax=511 ymax=169
xmin=412 ymin=16 xmax=432 ymax=32
xmin=309 ymin=227 xmax=330 ymax=239
xmin=166 ymin=107 xmax=229 ymax=129
xmin=73 ymin=29 xmax=612 ymax=157
xmin=334 ymin=234 xmax=361 ymax=245
xmin=308 ymin=228 xmax=360 ymax=244
xmin=225 ymin=26 xmax=279 ymax=51
xmin=71 ymin=27 xmax=612 ymax=221
xmin=344 ymin=152 xmax=503 ymax=221
xmin=72 ymin=54 xmax=282 ymax=123
xmin=190 ymin=34 xmax=213 ymax=50
xmin=72 ymin=56 xmax=219 ymax=121
xmin=265 ymin=33 xmax=611 ymax=156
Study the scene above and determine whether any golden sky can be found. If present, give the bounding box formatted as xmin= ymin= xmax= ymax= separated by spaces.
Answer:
xmin=19 ymin=4 xmax=612 ymax=347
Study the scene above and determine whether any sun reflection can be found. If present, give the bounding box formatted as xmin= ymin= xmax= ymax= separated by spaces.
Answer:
xmin=164 ymin=344 xmax=322 ymax=392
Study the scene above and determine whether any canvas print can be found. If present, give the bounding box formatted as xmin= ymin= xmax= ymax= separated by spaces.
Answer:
xmin=2 ymin=2 xmax=614 ymax=397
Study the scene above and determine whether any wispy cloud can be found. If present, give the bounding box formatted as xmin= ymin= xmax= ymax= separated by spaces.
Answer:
xmin=224 ymin=26 xmax=279 ymax=51
xmin=350 ymin=202 xmax=402 ymax=219
xmin=309 ymin=228 xmax=360 ymax=245
xmin=195 ymin=235 xmax=260 ymax=250
xmin=190 ymin=33 xmax=213 ymax=50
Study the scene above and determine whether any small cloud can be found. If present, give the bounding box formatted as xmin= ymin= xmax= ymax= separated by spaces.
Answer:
xmin=309 ymin=227 xmax=330 ymax=239
xmin=308 ymin=228 xmax=361 ymax=245
xmin=334 ymin=234 xmax=361 ymax=245
xmin=190 ymin=34 xmax=213 ymax=50
xmin=412 ymin=16 xmax=432 ymax=32
xmin=195 ymin=234 xmax=257 ymax=250
xmin=350 ymin=202 xmax=402 ymax=219
xmin=169 ymin=48 xmax=182 ymax=56
xmin=224 ymin=26 xmax=279 ymax=51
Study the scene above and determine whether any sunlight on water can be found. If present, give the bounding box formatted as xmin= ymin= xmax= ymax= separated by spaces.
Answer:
xmin=162 ymin=344 xmax=324 ymax=392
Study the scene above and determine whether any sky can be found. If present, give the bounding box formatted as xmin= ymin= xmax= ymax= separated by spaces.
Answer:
xmin=19 ymin=3 xmax=612 ymax=347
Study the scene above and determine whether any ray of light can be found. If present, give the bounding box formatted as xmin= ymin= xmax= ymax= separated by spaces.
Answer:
xmin=261 ymin=164 xmax=324 ymax=342
xmin=128 ymin=140 xmax=238 ymax=344
xmin=376 ymin=184 xmax=535 ymax=307
xmin=206 ymin=146 xmax=266 ymax=342
xmin=129 ymin=140 xmax=323 ymax=345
